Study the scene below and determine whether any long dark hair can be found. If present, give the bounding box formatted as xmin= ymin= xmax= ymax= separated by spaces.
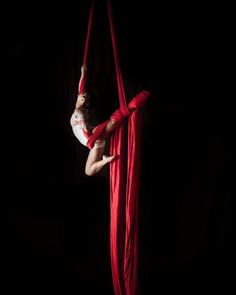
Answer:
xmin=79 ymin=92 xmax=95 ymax=132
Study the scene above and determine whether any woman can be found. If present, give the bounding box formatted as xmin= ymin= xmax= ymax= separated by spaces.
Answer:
xmin=70 ymin=65 xmax=150 ymax=176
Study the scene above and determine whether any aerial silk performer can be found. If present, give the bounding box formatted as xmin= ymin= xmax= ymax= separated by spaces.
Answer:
xmin=70 ymin=1 xmax=151 ymax=293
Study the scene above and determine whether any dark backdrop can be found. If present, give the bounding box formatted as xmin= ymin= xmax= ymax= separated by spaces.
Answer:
xmin=6 ymin=1 xmax=232 ymax=294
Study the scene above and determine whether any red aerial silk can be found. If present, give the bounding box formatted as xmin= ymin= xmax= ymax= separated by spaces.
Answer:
xmin=108 ymin=2 xmax=142 ymax=294
xmin=79 ymin=1 xmax=150 ymax=294
xmin=78 ymin=0 xmax=95 ymax=94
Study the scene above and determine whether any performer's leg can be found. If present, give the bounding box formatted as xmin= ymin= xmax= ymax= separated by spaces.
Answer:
xmin=85 ymin=143 xmax=115 ymax=176
xmin=98 ymin=90 xmax=151 ymax=139
xmin=87 ymin=90 xmax=151 ymax=148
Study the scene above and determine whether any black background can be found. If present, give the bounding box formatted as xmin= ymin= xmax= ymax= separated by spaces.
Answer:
xmin=6 ymin=1 xmax=232 ymax=294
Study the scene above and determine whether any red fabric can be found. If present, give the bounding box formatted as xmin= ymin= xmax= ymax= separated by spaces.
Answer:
xmin=86 ymin=120 xmax=109 ymax=149
xmin=110 ymin=108 xmax=130 ymax=123
xmin=86 ymin=90 xmax=150 ymax=149
xmin=78 ymin=0 xmax=94 ymax=94
xmin=128 ymin=90 xmax=151 ymax=110
xmin=82 ymin=128 xmax=91 ymax=139
xmin=82 ymin=0 xmax=94 ymax=67
xmin=78 ymin=72 xmax=86 ymax=95
xmin=81 ymin=1 xmax=150 ymax=294
xmin=86 ymin=106 xmax=129 ymax=149
xmin=109 ymin=124 xmax=126 ymax=295
xmin=108 ymin=2 xmax=149 ymax=295
xmin=124 ymin=111 xmax=141 ymax=295
xmin=108 ymin=0 xmax=129 ymax=292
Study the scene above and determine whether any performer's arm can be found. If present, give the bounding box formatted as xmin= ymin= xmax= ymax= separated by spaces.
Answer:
xmin=78 ymin=64 xmax=87 ymax=94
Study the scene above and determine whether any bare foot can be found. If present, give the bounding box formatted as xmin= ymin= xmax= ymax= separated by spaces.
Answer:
xmin=103 ymin=155 xmax=115 ymax=164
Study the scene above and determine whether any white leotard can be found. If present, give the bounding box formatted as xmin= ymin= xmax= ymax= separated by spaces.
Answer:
xmin=70 ymin=109 xmax=105 ymax=149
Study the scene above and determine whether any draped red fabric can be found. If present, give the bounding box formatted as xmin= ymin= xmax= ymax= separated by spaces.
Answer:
xmin=124 ymin=111 xmax=141 ymax=295
xmin=79 ymin=1 xmax=149 ymax=294
xmin=108 ymin=2 xmax=142 ymax=294
xmin=107 ymin=1 xmax=127 ymax=293
xmin=109 ymin=124 xmax=126 ymax=295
